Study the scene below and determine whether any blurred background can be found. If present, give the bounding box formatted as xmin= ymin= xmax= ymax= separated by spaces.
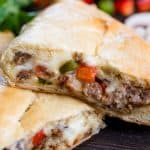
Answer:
xmin=0 ymin=0 xmax=150 ymax=41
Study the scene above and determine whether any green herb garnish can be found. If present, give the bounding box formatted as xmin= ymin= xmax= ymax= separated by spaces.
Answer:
xmin=60 ymin=60 xmax=78 ymax=74
xmin=0 ymin=0 xmax=37 ymax=35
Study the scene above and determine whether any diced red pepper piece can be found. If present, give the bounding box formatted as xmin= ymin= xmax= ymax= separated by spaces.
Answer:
xmin=32 ymin=129 xmax=46 ymax=146
xmin=35 ymin=65 xmax=48 ymax=77
xmin=35 ymin=65 xmax=53 ymax=79
xmin=76 ymin=65 xmax=97 ymax=83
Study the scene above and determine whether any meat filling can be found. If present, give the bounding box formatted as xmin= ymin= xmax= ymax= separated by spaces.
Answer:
xmin=14 ymin=52 xmax=32 ymax=65
xmin=13 ymin=52 xmax=150 ymax=112
xmin=58 ymin=71 xmax=150 ymax=112
xmin=5 ymin=111 xmax=100 ymax=150
xmin=35 ymin=65 xmax=55 ymax=80
xmin=16 ymin=70 xmax=33 ymax=81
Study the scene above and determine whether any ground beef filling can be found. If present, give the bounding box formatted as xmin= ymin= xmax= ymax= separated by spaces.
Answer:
xmin=13 ymin=52 xmax=32 ymax=65
xmin=58 ymin=72 xmax=150 ymax=111
xmin=16 ymin=67 xmax=150 ymax=111
xmin=13 ymin=52 xmax=150 ymax=111
xmin=16 ymin=70 xmax=33 ymax=81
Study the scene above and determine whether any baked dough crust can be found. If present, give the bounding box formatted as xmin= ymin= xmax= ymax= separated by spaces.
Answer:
xmin=0 ymin=85 xmax=35 ymax=149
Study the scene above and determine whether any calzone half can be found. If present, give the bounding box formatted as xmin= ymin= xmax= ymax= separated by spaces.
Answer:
xmin=0 ymin=85 xmax=104 ymax=150
xmin=0 ymin=35 xmax=104 ymax=150
xmin=1 ymin=1 xmax=150 ymax=113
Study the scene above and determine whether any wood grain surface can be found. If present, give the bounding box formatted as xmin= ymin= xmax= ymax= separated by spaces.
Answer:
xmin=76 ymin=117 xmax=150 ymax=150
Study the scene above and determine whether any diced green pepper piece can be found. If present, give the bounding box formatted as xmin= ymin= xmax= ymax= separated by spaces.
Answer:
xmin=38 ymin=78 xmax=52 ymax=85
xmin=60 ymin=60 xmax=78 ymax=74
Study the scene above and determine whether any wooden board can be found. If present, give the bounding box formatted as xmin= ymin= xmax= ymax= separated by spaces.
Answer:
xmin=76 ymin=117 xmax=150 ymax=150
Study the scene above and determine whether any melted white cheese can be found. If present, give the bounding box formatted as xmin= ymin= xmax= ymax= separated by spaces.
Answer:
xmin=14 ymin=62 xmax=33 ymax=75
xmin=36 ymin=51 xmax=72 ymax=74
xmin=83 ymin=55 xmax=98 ymax=66
xmin=63 ymin=113 xmax=93 ymax=145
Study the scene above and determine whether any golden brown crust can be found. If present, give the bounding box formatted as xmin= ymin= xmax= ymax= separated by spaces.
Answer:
xmin=104 ymin=105 xmax=150 ymax=126
xmin=99 ymin=20 xmax=150 ymax=82
xmin=21 ymin=94 xmax=93 ymax=132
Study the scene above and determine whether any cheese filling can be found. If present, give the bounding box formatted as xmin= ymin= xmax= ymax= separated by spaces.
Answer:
xmin=11 ymin=51 xmax=150 ymax=112
xmin=6 ymin=111 xmax=101 ymax=150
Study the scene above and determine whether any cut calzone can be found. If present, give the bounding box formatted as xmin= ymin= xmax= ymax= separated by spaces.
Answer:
xmin=0 ymin=37 xmax=104 ymax=150
xmin=1 ymin=1 xmax=150 ymax=113
xmin=0 ymin=85 xmax=104 ymax=150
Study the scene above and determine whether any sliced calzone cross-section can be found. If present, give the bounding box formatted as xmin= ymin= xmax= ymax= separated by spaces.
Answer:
xmin=0 ymin=85 xmax=104 ymax=150
xmin=1 ymin=1 xmax=150 ymax=113
xmin=19 ymin=94 xmax=104 ymax=150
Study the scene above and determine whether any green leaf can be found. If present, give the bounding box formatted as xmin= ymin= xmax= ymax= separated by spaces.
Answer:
xmin=0 ymin=0 xmax=19 ymax=25
xmin=19 ymin=11 xmax=37 ymax=23
xmin=13 ymin=0 xmax=32 ymax=8
xmin=0 ymin=0 xmax=5 ymax=5
xmin=0 ymin=12 xmax=20 ymax=34
xmin=0 ymin=0 xmax=36 ymax=34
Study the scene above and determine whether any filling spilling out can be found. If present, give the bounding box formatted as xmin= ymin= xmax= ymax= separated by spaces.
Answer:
xmin=13 ymin=51 xmax=150 ymax=112
xmin=5 ymin=111 xmax=100 ymax=150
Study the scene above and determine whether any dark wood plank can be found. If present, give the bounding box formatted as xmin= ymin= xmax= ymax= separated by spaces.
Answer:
xmin=76 ymin=117 xmax=150 ymax=150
